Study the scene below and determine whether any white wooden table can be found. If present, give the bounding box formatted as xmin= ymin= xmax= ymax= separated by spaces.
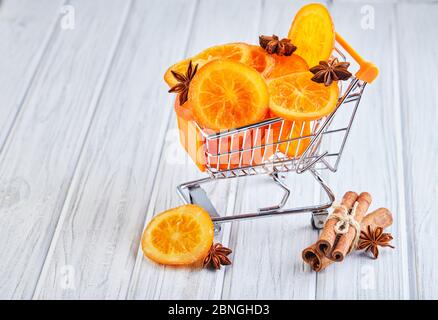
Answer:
xmin=0 ymin=0 xmax=436 ymax=300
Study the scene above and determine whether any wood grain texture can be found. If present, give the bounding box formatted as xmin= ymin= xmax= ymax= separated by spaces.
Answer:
xmin=127 ymin=0 xmax=265 ymax=300
xmin=0 ymin=0 xmax=131 ymax=299
xmin=315 ymin=1 xmax=410 ymax=299
xmin=34 ymin=0 xmax=198 ymax=300
xmin=397 ymin=2 xmax=438 ymax=299
xmin=0 ymin=0 xmax=62 ymax=149
xmin=222 ymin=174 xmax=321 ymax=299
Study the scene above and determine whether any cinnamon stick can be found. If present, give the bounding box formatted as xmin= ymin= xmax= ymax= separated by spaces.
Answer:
xmin=316 ymin=191 xmax=358 ymax=257
xmin=302 ymin=244 xmax=333 ymax=272
xmin=302 ymin=206 xmax=393 ymax=272
xmin=361 ymin=208 xmax=393 ymax=230
xmin=331 ymin=192 xmax=372 ymax=262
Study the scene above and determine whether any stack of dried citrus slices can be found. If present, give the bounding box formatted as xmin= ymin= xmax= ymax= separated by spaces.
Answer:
xmin=142 ymin=3 xmax=352 ymax=267
xmin=165 ymin=4 xmax=342 ymax=132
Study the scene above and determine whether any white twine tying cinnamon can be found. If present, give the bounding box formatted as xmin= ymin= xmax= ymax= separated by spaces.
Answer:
xmin=326 ymin=201 xmax=361 ymax=253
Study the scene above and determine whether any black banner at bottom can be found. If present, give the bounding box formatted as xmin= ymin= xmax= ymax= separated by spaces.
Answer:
xmin=0 ymin=300 xmax=434 ymax=317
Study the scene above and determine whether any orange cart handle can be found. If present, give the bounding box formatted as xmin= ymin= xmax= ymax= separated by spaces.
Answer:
xmin=335 ymin=33 xmax=379 ymax=83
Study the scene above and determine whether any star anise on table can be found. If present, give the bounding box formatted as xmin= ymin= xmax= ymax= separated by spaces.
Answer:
xmin=168 ymin=60 xmax=198 ymax=105
xmin=259 ymin=34 xmax=297 ymax=56
xmin=357 ymin=225 xmax=395 ymax=259
xmin=203 ymin=243 xmax=232 ymax=270
xmin=309 ymin=58 xmax=352 ymax=86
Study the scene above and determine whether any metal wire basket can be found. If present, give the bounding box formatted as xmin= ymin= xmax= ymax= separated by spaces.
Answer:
xmin=175 ymin=33 xmax=377 ymax=231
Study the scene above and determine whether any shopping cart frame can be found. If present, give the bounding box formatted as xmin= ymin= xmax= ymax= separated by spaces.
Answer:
xmin=175 ymin=33 xmax=378 ymax=231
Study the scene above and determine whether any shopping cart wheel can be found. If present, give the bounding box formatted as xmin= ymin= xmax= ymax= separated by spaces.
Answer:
xmin=213 ymin=223 xmax=222 ymax=235
xmin=311 ymin=210 xmax=328 ymax=230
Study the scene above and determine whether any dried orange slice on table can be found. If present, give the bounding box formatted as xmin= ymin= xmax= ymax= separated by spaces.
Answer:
xmin=142 ymin=204 xmax=214 ymax=266
xmin=189 ymin=59 xmax=269 ymax=130
xmin=287 ymin=3 xmax=335 ymax=67
xmin=164 ymin=43 xmax=251 ymax=87
xmin=268 ymin=71 xmax=339 ymax=121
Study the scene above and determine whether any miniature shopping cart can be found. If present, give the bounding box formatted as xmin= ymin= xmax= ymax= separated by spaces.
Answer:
xmin=175 ymin=34 xmax=378 ymax=232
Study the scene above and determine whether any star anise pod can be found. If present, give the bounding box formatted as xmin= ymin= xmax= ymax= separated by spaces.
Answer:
xmin=309 ymin=58 xmax=352 ymax=86
xmin=168 ymin=60 xmax=198 ymax=105
xmin=259 ymin=34 xmax=297 ymax=56
xmin=203 ymin=243 xmax=232 ymax=270
xmin=357 ymin=225 xmax=395 ymax=259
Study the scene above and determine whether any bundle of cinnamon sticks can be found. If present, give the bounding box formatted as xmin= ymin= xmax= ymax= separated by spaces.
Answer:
xmin=302 ymin=191 xmax=393 ymax=272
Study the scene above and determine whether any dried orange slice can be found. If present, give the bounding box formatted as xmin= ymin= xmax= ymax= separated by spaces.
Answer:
xmin=247 ymin=45 xmax=275 ymax=74
xmin=164 ymin=59 xmax=192 ymax=88
xmin=164 ymin=43 xmax=251 ymax=87
xmin=287 ymin=4 xmax=335 ymax=67
xmin=141 ymin=204 xmax=214 ymax=266
xmin=268 ymin=72 xmax=339 ymax=121
xmin=194 ymin=42 xmax=250 ymax=63
xmin=264 ymin=54 xmax=308 ymax=79
xmin=189 ymin=59 xmax=269 ymax=130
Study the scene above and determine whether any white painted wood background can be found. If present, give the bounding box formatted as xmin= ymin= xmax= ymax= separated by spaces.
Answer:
xmin=0 ymin=0 xmax=436 ymax=300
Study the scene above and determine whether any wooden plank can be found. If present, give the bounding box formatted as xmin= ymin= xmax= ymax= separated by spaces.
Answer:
xmin=0 ymin=0 xmax=62 ymax=148
xmin=0 ymin=0 xmax=132 ymax=299
xmin=221 ymin=175 xmax=321 ymax=299
xmin=220 ymin=0 xmax=322 ymax=300
xmin=315 ymin=1 xmax=410 ymax=299
xmin=397 ymin=2 xmax=438 ymax=299
xmin=34 ymin=0 xmax=198 ymax=300
xmin=127 ymin=0 xmax=265 ymax=300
